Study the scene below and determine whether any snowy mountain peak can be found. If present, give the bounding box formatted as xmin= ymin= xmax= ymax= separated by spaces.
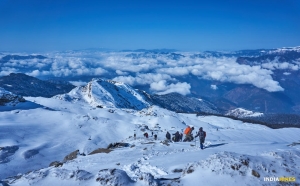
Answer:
xmin=54 ymin=79 xmax=151 ymax=110
xmin=226 ymin=108 xmax=263 ymax=118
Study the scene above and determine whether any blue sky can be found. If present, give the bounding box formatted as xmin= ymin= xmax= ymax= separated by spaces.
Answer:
xmin=0 ymin=0 xmax=299 ymax=52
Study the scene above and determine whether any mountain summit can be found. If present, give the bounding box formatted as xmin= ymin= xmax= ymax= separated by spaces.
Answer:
xmin=55 ymin=79 xmax=151 ymax=110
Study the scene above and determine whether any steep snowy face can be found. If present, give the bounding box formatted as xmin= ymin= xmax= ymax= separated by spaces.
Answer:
xmin=55 ymin=79 xmax=151 ymax=110
xmin=0 ymin=87 xmax=25 ymax=106
xmin=226 ymin=108 xmax=263 ymax=118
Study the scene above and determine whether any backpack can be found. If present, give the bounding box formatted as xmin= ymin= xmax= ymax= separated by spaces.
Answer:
xmin=184 ymin=127 xmax=191 ymax=135
xmin=198 ymin=131 xmax=206 ymax=138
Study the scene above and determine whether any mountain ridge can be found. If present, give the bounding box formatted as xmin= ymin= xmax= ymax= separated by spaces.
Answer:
xmin=54 ymin=78 xmax=151 ymax=110
xmin=0 ymin=73 xmax=75 ymax=97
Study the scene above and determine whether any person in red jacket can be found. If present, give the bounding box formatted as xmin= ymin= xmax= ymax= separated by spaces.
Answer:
xmin=143 ymin=132 xmax=148 ymax=138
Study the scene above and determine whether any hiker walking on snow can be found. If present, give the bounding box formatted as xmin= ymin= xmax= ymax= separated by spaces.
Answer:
xmin=166 ymin=131 xmax=171 ymax=141
xmin=173 ymin=131 xmax=180 ymax=142
xmin=183 ymin=126 xmax=194 ymax=142
xmin=195 ymin=127 xmax=206 ymax=149
xmin=144 ymin=132 xmax=148 ymax=138
xmin=179 ymin=133 xmax=183 ymax=141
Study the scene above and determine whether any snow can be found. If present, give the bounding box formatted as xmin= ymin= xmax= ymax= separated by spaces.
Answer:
xmin=226 ymin=108 xmax=264 ymax=118
xmin=0 ymin=87 xmax=14 ymax=96
xmin=54 ymin=79 xmax=150 ymax=110
xmin=0 ymin=95 xmax=299 ymax=185
xmin=0 ymin=88 xmax=25 ymax=107
xmin=270 ymin=46 xmax=300 ymax=53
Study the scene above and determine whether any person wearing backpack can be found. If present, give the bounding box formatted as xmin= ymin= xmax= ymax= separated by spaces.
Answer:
xmin=173 ymin=131 xmax=180 ymax=142
xmin=183 ymin=126 xmax=194 ymax=142
xmin=195 ymin=127 xmax=206 ymax=149
xmin=179 ymin=133 xmax=183 ymax=141
xmin=166 ymin=131 xmax=171 ymax=141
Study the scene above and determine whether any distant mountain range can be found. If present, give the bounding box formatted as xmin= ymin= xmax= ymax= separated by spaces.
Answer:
xmin=1 ymin=46 xmax=300 ymax=115
xmin=0 ymin=73 xmax=75 ymax=97
xmin=125 ymin=51 xmax=184 ymax=60
xmin=0 ymin=54 xmax=47 ymax=62
xmin=236 ymin=48 xmax=300 ymax=65
xmin=1 ymin=73 xmax=300 ymax=125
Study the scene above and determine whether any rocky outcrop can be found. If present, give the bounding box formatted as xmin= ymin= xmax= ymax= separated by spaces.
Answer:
xmin=88 ymin=148 xmax=112 ymax=155
xmin=63 ymin=150 xmax=79 ymax=162
xmin=0 ymin=88 xmax=25 ymax=106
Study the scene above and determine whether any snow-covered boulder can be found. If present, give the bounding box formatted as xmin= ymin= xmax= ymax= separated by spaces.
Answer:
xmin=96 ymin=169 xmax=135 ymax=186
xmin=54 ymin=79 xmax=151 ymax=110
xmin=0 ymin=87 xmax=25 ymax=106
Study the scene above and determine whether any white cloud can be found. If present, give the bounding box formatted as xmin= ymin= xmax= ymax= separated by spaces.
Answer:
xmin=278 ymin=62 xmax=289 ymax=69
xmin=116 ymin=70 xmax=128 ymax=76
xmin=113 ymin=76 xmax=136 ymax=86
xmin=104 ymin=54 xmax=158 ymax=73
xmin=150 ymin=80 xmax=168 ymax=91
xmin=262 ymin=62 xmax=299 ymax=71
xmin=211 ymin=85 xmax=218 ymax=90
xmin=187 ymin=58 xmax=284 ymax=92
xmin=150 ymin=80 xmax=191 ymax=95
xmin=283 ymin=72 xmax=291 ymax=75
xmin=93 ymin=67 xmax=107 ymax=75
xmin=0 ymin=67 xmax=18 ymax=76
xmin=157 ymin=67 xmax=190 ymax=76
xmin=1 ymin=51 xmax=293 ymax=92
xmin=0 ymin=71 xmax=13 ymax=76
xmin=290 ymin=65 xmax=299 ymax=71
xmin=113 ymin=73 xmax=174 ymax=86
xmin=26 ymin=70 xmax=40 ymax=77
xmin=69 ymin=81 xmax=88 ymax=86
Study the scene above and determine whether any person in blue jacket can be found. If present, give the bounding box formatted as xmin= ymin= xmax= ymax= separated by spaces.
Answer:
xmin=195 ymin=127 xmax=206 ymax=149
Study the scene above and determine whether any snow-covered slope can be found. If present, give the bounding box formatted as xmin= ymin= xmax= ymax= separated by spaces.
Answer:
xmin=226 ymin=108 xmax=264 ymax=118
xmin=54 ymin=79 xmax=151 ymax=110
xmin=150 ymin=92 xmax=219 ymax=114
xmin=0 ymin=96 xmax=299 ymax=186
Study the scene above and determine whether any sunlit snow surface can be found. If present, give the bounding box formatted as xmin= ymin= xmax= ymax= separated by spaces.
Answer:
xmin=226 ymin=108 xmax=264 ymax=118
xmin=0 ymin=97 xmax=300 ymax=185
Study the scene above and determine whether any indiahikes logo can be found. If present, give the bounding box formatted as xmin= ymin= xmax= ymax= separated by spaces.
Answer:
xmin=264 ymin=176 xmax=296 ymax=182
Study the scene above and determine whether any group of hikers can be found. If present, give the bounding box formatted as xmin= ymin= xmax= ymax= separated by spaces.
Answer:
xmin=141 ymin=131 xmax=158 ymax=140
xmin=139 ymin=125 xmax=207 ymax=150
xmin=165 ymin=126 xmax=206 ymax=149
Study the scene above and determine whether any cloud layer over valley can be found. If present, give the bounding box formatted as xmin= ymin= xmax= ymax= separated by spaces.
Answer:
xmin=1 ymin=49 xmax=299 ymax=95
